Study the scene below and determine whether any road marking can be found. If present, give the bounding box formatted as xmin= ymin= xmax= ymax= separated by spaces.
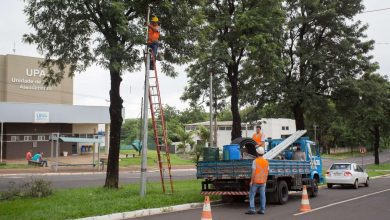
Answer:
xmin=294 ymin=188 xmax=390 ymax=216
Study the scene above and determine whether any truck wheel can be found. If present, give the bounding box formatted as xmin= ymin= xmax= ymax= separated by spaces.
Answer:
xmin=277 ymin=180 xmax=289 ymax=204
xmin=308 ymin=179 xmax=318 ymax=198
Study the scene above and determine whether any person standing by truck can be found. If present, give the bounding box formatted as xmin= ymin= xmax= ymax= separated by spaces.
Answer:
xmin=246 ymin=147 xmax=269 ymax=215
xmin=252 ymin=126 xmax=265 ymax=147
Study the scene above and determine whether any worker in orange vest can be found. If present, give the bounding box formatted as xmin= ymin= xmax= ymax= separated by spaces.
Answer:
xmin=252 ymin=125 xmax=265 ymax=147
xmin=246 ymin=147 xmax=269 ymax=215
xmin=147 ymin=15 xmax=161 ymax=70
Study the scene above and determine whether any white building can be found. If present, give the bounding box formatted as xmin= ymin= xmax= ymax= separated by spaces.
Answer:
xmin=185 ymin=118 xmax=296 ymax=149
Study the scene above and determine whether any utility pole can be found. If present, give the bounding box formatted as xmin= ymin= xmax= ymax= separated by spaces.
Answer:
xmin=209 ymin=71 xmax=213 ymax=148
xmin=140 ymin=6 xmax=151 ymax=197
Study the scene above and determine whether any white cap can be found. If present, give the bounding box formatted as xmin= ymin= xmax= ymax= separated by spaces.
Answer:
xmin=256 ymin=147 xmax=265 ymax=155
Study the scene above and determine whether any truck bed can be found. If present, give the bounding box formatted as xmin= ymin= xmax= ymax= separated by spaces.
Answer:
xmin=197 ymin=159 xmax=311 ymax=179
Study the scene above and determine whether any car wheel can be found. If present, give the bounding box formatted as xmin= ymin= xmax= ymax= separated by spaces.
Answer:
xmin=365 ymin=178 xmax=369 ymax=187
xmin=353 ymin=179 xmax=359 ymax=189
xmin=327 ymin=183 xmax=333 ymax=189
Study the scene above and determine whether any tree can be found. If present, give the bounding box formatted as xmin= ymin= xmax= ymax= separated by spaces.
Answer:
xmin=182 ymin=0 xmax=285 ymax=140
xmin=175 ymin=127 xmax=194 ymax=153
xmin=244 ymin=0 xmax=378 ymax=130
xmin=334 ymin=74 xmax=390 ymax=164
xmin=24 ymin=0 xmax=200 ymax=188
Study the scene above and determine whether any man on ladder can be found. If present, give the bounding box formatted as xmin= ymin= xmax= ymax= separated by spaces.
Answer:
xmin=147 ymin=15 xmax=161 ymax=70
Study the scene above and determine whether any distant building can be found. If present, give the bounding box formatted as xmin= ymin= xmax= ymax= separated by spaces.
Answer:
xmin=0 ymin=54 xmax=110 ymax=159
xmin=185 ymin=118 xmax=296 ymax=149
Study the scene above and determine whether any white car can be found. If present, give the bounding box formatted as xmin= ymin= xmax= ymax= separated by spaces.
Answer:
xmin=326 ymin=163 xmax=369 ymax=189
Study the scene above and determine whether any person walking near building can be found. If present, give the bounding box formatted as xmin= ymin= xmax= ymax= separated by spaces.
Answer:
xmin=252 ymin=126 xmax=265 ymax=147
xmin=246 ymin=147 xmax=269 ymax=215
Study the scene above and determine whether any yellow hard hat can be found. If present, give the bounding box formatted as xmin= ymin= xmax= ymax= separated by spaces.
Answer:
xmin=151 ymin=16 xmax=159 ymax=22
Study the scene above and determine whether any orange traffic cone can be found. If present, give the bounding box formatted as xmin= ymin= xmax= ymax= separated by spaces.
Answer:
xmin=299 ymin=185 xmax=312 ymax=212
xmin=201 ymin=196 xmax=212 ymax=220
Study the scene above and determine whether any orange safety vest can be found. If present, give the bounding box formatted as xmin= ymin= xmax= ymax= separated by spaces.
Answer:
xmin=254 ymin=157 xmax=269 ymax=184
xmin=148 ymin=24 xmax=160 ymax=44
xmin=252 ymin=132 xmax=265 ymax=146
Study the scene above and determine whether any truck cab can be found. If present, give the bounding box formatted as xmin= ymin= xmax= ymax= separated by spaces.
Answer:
xmin=267 ymin=137 xmax=323 ymax=183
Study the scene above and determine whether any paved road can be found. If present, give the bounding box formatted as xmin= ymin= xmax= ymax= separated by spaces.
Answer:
xmin=1 ymin=150 xmax=389 ymax=191
xmin=139 ymin=176 xmax=390 ymax=220
xmin=0 ymin=169 xmax=195 ymax=191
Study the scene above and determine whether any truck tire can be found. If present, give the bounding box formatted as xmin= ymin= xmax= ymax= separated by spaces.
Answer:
xmin=308 ymin=179 xmax=318 ymax=197
xmin=277 ymin=180 xmax=289 ymax=204
xmin=231 ymin=137 xmax=258 ymax=157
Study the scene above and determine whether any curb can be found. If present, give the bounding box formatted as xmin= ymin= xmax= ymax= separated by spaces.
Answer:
xmin=0 ymin=168 xmax=196 ymax=177
xmin=76 ymin=202 xmax=204 ymax=220
xmin=371 ymin=173 xmax=390 ymax=179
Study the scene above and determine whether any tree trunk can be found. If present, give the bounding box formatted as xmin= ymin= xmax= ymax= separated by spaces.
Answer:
xmin=229 ymin=65 xmax=241 ymax=140
xmin=373 ymin=125 xmax=380 ymax=165
xmin=104 ymin=59 xmax=123 ymax=188
xmin=292 ymin=102 xmax=305 ymax=130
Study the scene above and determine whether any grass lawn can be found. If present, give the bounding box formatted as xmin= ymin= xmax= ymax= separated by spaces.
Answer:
xmin=366 ymin=163 xmax=390 ymax=177
xmin=119 ymin=150 xmax=194 ymax=167
xmin=0 ymin=163 xmax=38 ymax=169
xmin=321 ymin=151 xmax=370 ymax=160
xmin=0 ymin=179 xmax=217 ymax=220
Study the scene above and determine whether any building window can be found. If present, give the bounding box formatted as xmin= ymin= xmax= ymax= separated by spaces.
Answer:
xmin=219 ymin=127 xmax=226 ymax=131
xmin=38 ymin=135 xmax=46 ymax=141
xmin=11 ymin=136 xmax=19 ymax=141
xmin=24 ymin=136 xmax=32 ymax=141
xmin=225 ymin=126 xmax=232 ymax=131
xmin=285 ymin=126 xmax=289 ymax=130
xmin=282 ymin=126 xmax=285 ymax=130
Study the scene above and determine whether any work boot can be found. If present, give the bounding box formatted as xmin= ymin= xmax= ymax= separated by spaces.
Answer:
xmin=245 ymin=210 xmax=256 ymax=215
xmin=257 ymin=210 xmax=265 ymax=215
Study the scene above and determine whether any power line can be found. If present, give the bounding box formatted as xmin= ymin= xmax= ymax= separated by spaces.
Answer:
xmin=361 ymin=7 xmax=390 ymax=14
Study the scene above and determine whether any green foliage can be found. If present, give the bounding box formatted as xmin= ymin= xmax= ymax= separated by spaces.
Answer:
xmin=333 ymin=74 xmax=390 ymax=163
xmin=182 ymin=0 xmax=285 ymax=139
xmin=243 ymin=0 xmax=378 ymax=130
xmin=175 ymin=127 xmax=194 ymax=153
xmin=1 ymin=179 xmax=52 ymax=201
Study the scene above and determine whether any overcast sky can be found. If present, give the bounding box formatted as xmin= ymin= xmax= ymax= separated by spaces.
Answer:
xmin=0 ymin=0 xmax=389 ymax=118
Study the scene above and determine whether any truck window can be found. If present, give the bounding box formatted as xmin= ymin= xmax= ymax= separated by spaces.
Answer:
xmin=330 ymin=164 xmax=351 ymax=170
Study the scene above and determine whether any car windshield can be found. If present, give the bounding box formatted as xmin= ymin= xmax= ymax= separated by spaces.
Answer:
xmin=330 ymin=164 xmax=351 ymax=170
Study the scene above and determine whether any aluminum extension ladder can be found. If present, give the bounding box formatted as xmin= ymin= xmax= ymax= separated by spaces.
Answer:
xmin=148 ymin=52 xmax=174 ymax=194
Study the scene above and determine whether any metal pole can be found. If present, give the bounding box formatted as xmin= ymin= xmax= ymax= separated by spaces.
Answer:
xmin=209 ymin=71 xmax=213 ymax=148
xmin=55 ymin=133 xmax=59 ymax=172
xmin=140 ymin=6 xmax=151 ymax=197
xmin=0 ymin=122 xmax=3 ymax=163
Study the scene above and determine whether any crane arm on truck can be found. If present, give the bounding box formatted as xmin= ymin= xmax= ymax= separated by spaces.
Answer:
xmin=263 ymin=130 xmax=307 ymax=160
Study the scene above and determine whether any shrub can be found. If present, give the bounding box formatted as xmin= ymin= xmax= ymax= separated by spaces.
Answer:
xmin=0 ymin=179 xmax=52 ymax=200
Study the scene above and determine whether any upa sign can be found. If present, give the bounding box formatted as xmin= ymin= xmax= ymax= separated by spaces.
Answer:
xmin=34 ymin=111 xmax=50 ymax=123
